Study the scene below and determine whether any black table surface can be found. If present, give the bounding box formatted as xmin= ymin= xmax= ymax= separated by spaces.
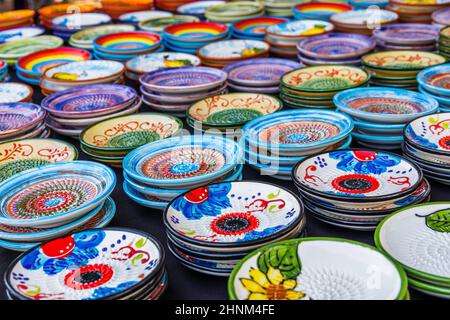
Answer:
xmin=0 ymin=76 xmax=446 ymax=301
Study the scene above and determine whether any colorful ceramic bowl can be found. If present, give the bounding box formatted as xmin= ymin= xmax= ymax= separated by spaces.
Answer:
xmin=0 ymin=83 xmax=33 ymax=103
xmin=266 ymin=20 xmax=334 ymax=39
xmin=126 ymin=52 xmax=200 ymax=75
xmin=177 ymin=1 xmax=225 ymax=16
xmin=330 ymin=9 xmax=398 ymax=27
xmin=0 ymin=26 xmax=44 ymax=44
xmin=0 ymin=103 xmax=46 ymax=138
xmin=138 ymin=15 xmax=200 ymax=33
xmin=118 ymin=10 xmax=173 ymax=23
xmin=69 ymin=24 xmax=136 ymax=48
xmin=205 ymin=1 xmax=264 ymax=20
xmin=94 ymin=31 xmax=162 ymax=54
xmin=231 ymin=17 xmax=289 ymax=38
xmin=432 ymin=7 xmax=450 ymax=26
xmin=0 ymin=36 xmax=63 ymax=60
xmin=51 ymin=13 xmax=111 ymax=30
xmin=362 ymin=51 xmax=446 ymax=73
xmin=229 ymin=237 xmax=407 ymax=300
xmin=164 ymin=22 xmax=228 ymax=42
xmin=293 ymin=2 xmax=352 ymax=20
xmin=373 ymin=23 xmax=440 ymax=45
xmin=417 ymin=63 xmax=450 ymax=97
xmin=198 ymin=40 xmax=270 ymax=62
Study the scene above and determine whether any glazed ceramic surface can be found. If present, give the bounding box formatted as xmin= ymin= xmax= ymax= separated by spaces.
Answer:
xmin=417 ymin=63 xmax=450 ymax=97
xmin=119 ymin=10 xmax=173 ymax=23
xmin=373 ymin=24 xmax=440 ymax=45
xmin=0 ymin=36 xmax=63 ymax=59
xmin=126 ymin=52 xmax=200 ymax=74
xmin=5 ymin=228 xmax=163 ymax=300
xmin=266 ymin=20 xmax=334 ymax=38
xmin=0 ymin=27 xmax=44 ymax=44
xmin=177 ymin=1 xmax=225 ymax=15
xmin=0 ymin=83 xmax=32 ymax=103
xmin=0 ymin=103 xmax=45 ymax=137
xmin=362 ymin=51 xmax=446 ymax=71
xmin=94 ymin=32 xmax=162 ymax=53
xmin=232 ymin=17 xmax=289 ymax=37
xmin=70 ymin=24 xmax=136 ymax=45
xmin=330 ymin=9 xmax=398 ymax=26
xmin=229 ymin=238 xmax=406 ymax=300
xmin=139 ymin=15 xmax=200 ymax=33
xmin=198 ymin=40 xmax=269 ymax=60
xmin=52 ymin=13 xmax=111 ymax=29
xmin=164 ymin=22 xmax=228 ymax=41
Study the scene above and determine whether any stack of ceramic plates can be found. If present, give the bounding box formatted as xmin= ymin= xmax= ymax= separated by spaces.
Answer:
xmin=51 ymin=13 xmax=112 ymax=40
xmin=417 ymin=63 xmax=450 ymax=112
xmin=224 ymin=58 xmax=302 ymax=94
xmin=0 ymin=26 xmax=45 ymax=44
xmin=376 ymin=202 xmax=450 ymax=299
xmin=176 ymin=1 xmax=225 ymax=19
xmin=0 ymin=161 xmax=116 ymax=252
xmin=229 ymin=237 xmax=409 ymax=300
xmin=125 ymin=52 xmax=200 ymax=81
xmin=155 ymin=0 xmax=195 ymax=11
xmin=265 ymin=20 xmax=334 ymax=59
xmin=16 ymin=47 xmax=91 ymax=86
xmin=386 ymin=0 xmax=448 ymax=24
xmin=297 ymin=33 xmax=375 ymax=66
xmin=4 ymin=228 xmax=168 ymax=300
xmin=138 ymin=15 xmax=199 ymax=33
xmin=330 ymin=9 xmax=398 ymax=35
xmin=0 ymin=35 xmax=63 ymax=66
xmin=373 ymin=24 xmax=440 ymax=51
xmin=163 ymin=22 xmax=229 ymax=54
xmin=293 ymin=2 xmax=352 ymax=21
xmin=122 ymin=135 xmax=243 ymax=210
xmin=403 ymin=113 xmax=450 ymax=185
xmin=0 ymin=10 xmax=34 ymax=31
xmin=101 ymin=0 xmax=154 ymax=19
xmin=0 ymin=103 xmax=48 ymax=143
xmin=93 ymin=31 xmax=163 ymax=61
xmin=293 ymin=149 xmax=428 ymax=230
xmin=187 ymin=93 xmax=282 ymax=137
xmin=118 ymin=10 xmax=173 ymax=24
xmin=432 ymin=7 xmax=450 ymax=28
xmin=256 ymin=0 xmax=299 ymax=18
xmin=140 ymin=66 xmax=228 ymax=116
xmin=231 ymin=17 xmax=289 ymax=40
xmin=42 ymin=84 xmax=141 ymax=139
xmin=80 ymin=113 xmax=182 ymax=168
xmin=39 ymin=60 xmax=126 ymax=96
xmin=279 ymin=65 xmax=370 ymax=109
xmin=242 ymin=109 xmax=354 ymax=180
xmin=361 ymin=50 xmax=446 ymax=89
xmin=439 ymin=26 xmax=450 ymax=59
xmin=69 ymin=24 xmax=136 ymax=50
xmin=349 ymin=0 xmax=389 ymax=9
xmin=334 ymin=87 xmax=439 ymax=150
xmin=0 ymin=83 xmax=33 ymax=103
xmin=205 ymin=1 xmax=265 ymax=23
xmin=0 ymin=59 xmax=8 ymax=82
xmin=38 ymin=3 xmax=99 ymax=28
xmin=0 ymin=138 xmax=78 ymax=183
xmin=164 ymin=181 xmax=307 ymax=276
xmin=198 ymin=39 xmax=270 ymax=67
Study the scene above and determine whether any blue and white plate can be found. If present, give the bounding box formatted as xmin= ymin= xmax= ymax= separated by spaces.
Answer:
xmin=52 ymin=13 xmax=112 ymax=31
xmin=0 ymin=83 xmax=33 ymax=103
xmin=417 ymin=63 xmax=450 ymax=98
xmin=126 ymin=52 xmax=200 ymax=75
xmin=177 ymin=1 xmax=225 ymax=16
xmin=0 ymin=27 xmax=45 ymax=44
xmin=118 ymin=10 xmax=173 ymax=23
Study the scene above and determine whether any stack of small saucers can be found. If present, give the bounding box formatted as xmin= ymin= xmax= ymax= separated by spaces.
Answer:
xmin=0 ymin=161 xmax=116 ymax=252
xmin=38 ymin=2 xmax=99 ymax=29
xmin=93 ymin=31 xmax=163 ymax=62
xmin=0 ymin=83 xmax=33 ymax=103
xmin=0 ymin=10 xmax=34 ymax=31
xmin=386 ymin=0 xmax=448 ymax=24
xmin=122 ymin=135 xmax=243 ymax=210
xmin=224 ymin=58 xmax=302 ymax=94
xmin=229 ymin=237 xmax=409 ymax=300
xmin=403 ymin=113 xmax=450 ymax=185
xmin=163 ymin=22 xmax=229 ymax=54
xmin=176 ymin=1 xmax=225 ymax=19
xmin=42 ymin=84 xmax=141 ymax=139
xmin=187 ymin=93 xmax=282 ymax=138
xmin=0 ymin=26 xmax=45 ymax=44
xmin=279 ymin=65 xmax=370 ymax=109
xmin=51 ymin=13 xmax=112 ymax=40
xmin=118 ymin=10 xmax=172 ymax=25
xmin=164 ymin=180 xmax=307 ymax=276
xmin=16 ymin=47 xmax=92 ymax=86
xmin=231 ymin=17 xmax=289 ymax=41
xmin=293 ymin=149 xmax=428 ymax=231
xmin=330 ymin=9 xmax=398 ymax=35
xmin=373 ymin=24 xmax=440 ymax=52
xmin=242 ymin=109 xmax=354 ymax=180
xmin=0 ymin=102 xmax=48 ymax=143
xmin=361 ymin=50 xmax=446 ymax=89
xmin=297 ymin=33 xmax=376 ymax=66
xmin=334 ymin=87 xmax=439 ymax=150
xmin=439 ymin=26 xmax=450 ymax=59
xmin=125 ymin=52 xmax=200 ymax=81
xmin=138 ymin=15 xmax=200 ymax=33
xmin=417 ymin=63 xmax=450 ymax=112
xmin=198 ymin=39 xmax=270 ymax=68
xmin=4 ymin=228 xmax=168 ymax=300
xmin=39 ymin=60 xmax=126 ymax=96
xmin=376 ymin=202 xmax=450 ymax=299
xmin=265 ymin=20 xmax=334 ymax=59
xmin=205 ymin=1 xmax=265 ymax=23
xmin=432 ymin=7 xmax=450 ymax=29
xmin=0 ymin=59 xmax=8 ymax=82
xmin=69 ymin=24 xmax=136 ymax=50
xmin=293 ymin=2 xmax=352 ymax=21
xmin=80 ymin=113 xmax=183 ymax=168
xmin=140 ymin=66 xmax=228 ymax=116
xmin=101 ymin=0 xmax=154 ymax=19
xmin=256 ymin=0 xmax=298 ymax=18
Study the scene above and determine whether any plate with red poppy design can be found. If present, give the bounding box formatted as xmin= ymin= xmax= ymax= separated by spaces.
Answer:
xmin=293 ymin=149 xmax=423 ymax=202
xmin=164 ymin=181 xmax=305 ymax=247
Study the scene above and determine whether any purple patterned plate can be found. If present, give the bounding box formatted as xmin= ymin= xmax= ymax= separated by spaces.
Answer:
xmin=297 ymin=33 xmax=376 ymax=60
xmin=298 ymin=54 xmax=361 ymax=66
xmin=227 ymin=81 xmax=279 ymax=94
xmin=375 ymin=40 xmax=437 ymax=52
xmin=373 ymin=23 xmax=440 ymax=45
xmin=41 ymin=84 xmax=137 ymax=119
xmin=0 ymin=103 xmax=46 ymax=138
xmin=432 ymin=7 xmax=450 ymax=27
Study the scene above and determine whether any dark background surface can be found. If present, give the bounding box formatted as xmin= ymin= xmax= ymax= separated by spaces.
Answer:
xmin=0 ymin=74 xmax=446 ymax=300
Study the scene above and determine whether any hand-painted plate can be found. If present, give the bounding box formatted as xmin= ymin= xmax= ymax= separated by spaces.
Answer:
xmin=164 ymin=22 xmax=228 ymax=41
xmin=198 ymin=40 xmax=269 ymax=61
xmin=293 ymin=2 xmax=352 ymax=19
xmin=0 ymin=27 xmax=44 ymax=44
xmin=266 ymin=20 xmax=334 ymax=38
xmin=0 ymin=83 xmax=33 ymax=103
xmin=94 ymin=31 xmax=162 ymax=54
xmin=229 ymin=238 xmax=406 ymax=300
xmin=51 ymin=13 xmax=111 ymax=29
xmin=417 ymin=63 xmax=450 ymax=97
xmin=205 ymin=1 xmax=264 ymax=17
xmin=126 ymin=52 xmax=200 ymax=75
xmin=0 ymin=10 xmax=34 ymax=25
xmin=5 ymin=228 xmax=164 ymax=300
xmin=177 ymin=1 xmax=225 ymax=15
xmin=232 ymin=17 xmax=289 ymax=37
xmin=0 ymin=36 xmax=63 ymax=59
xmin=69 ymin=24 xmax=136 ymax=46
xmin=138 ymin=15 xmax=200 ymax=33
xmin=330 ymin=9 xmax=398 ymax=27
xmin=118 ymin=10 xmax=173 ymax=23
xmin=373 ymin=24 xmax=440 ymax=45
xmin=293 ymin=150 xmax=422 ymax=201
xmin=362 ymin=51 xmax=446 ymax=71
xmin=432 ymin=7 xmax=450 ymax=26
xmin=0 ymin=103 xmax=45 ymax=138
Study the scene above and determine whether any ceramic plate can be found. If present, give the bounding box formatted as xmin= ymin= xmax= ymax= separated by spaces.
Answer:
xmin=118 ymin=10 xmax=173 ymax=23
xmin=373 ymin=24 xmax=440 ymax=45
xmin=70 ymin=24 xmax=136 ymax=46
xmin=0 ymin=83 xmax=33 ymax=103
xmin=205 ymin=1 xmax=264 ymax=17
xmin=0 ymin=27 xmax=44 ymax=44
xmin=232 ymin=17 xmax=289 ymax=37
xmin=417 ymin=63 xmax=450 ymax=97
xmin=52 ymin=13 xmax=111 ymax=29
xmin=229 ymin=237 xmax=406 ymax=300
xmin=330 ymin=9 xmax=398 ymax=26
xmin=126 ymin=52 xmax=200 ymax=75
xmin=293 ymin=150 xmax=422 ymax=201
xmin=198 ymin=40 xmax=269 ymax=61
xmin=267 ymin=20 xmax=333 ymax=39
xmin=138 ymin=15 xmax=200 ymax=33
xmin=5 ymin=228 xmax=163 ymax=300
xmin=177 ymin=1 xmax=225 ymax=15
xmin=0 ymin=36 xmax=63 ymax=59
xmin=0 ymin=103 xmax=45 ymax=138
xmin=432 ymin=7 xmax=450 ymax=26
xmin=362 ymin=51 xmax=446 ymax=71
xmin=94 ymin=31 xmax=162 ymax=53
xmin=164 ymin=22 xmax=228 ymax=41
xmin=293 ymin=2 xmax=352 ymax=18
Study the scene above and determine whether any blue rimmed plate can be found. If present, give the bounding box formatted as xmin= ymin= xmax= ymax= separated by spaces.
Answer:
xmin=126 ymin=52 xmax=200 ymax=75
xmin=0 ymin=102 xmax=46 ymax=138
xmin=352 ymin=132 xmax=403 ymax=147
xmin=118 ymin=10 xmax=173 ymax=23
xmin=353 ymin=119 xmax=405 ymax=134
xmin=417 ymin=63 xmax=450 ymax=97
xmin=0 ymin=26 xmax=45 ymax=44
xmin=123 ymin=181 xmax=168 ymax=210
xmin=419 ymin=86 xmax=450 ymax=107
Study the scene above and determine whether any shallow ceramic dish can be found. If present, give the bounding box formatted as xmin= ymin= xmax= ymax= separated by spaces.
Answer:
xmin=0 ymin=83 xmax=33 ymax=103
xmin=231 ymin=17 xmax=289 ymax=38
xmin=417 ymin=63 xmax=450 ymax=97
xmin=0 ymin=161 xmax=116 ymax=228
xmin=198 ymin=40 xmax=270 ymax=62
xmin=0 ymin=103 xmax=45 ymax=138
xmin=123 ymin=182 xmax=168 ymax=210
xmin=266 ymin=20 xmax=334 ymax=39
xmin=126 ymin=52 xmax=200 ymax=75
xmin=419 ymin=86 xmax=450 ymax=107
xmin=362 ymin=51 xmax=446 ymax=73
xmin=293 ymin=149 xmax=422 ymax=202
xmin=293 ymin=2 xmax=352 ymax=20
xmin=227 ymin=82 xmax=279 ymax=94
xmin=403 ymin=140 xmax=450 ymax=165
xmin=69 ymin=24 xmax=136 ymax=46
xmin=51 ymin=13 xmax=111 ymax=30
xmin=330 ymin=9 xmax=398 ymax=27
xmin=5 ymin=228 xmax=164 ymax=300
xmin=352 ymin=131 xmax=403 ymax=145
xmin=353 ymin=119 xmax=405 ymax=134
xmin=432 ymin=7 xmax=450 ymax=26
xmin=187 ymin=93 xmax=282 ymax=127
xmin=0 ymin=26 xmax=44 ymax=44
xmin=80 ymin=113 xmax=182 ymax=152
xmin=93 ymin=31 xmax=162 ymax=54
xmin=177 ymin=1 xmax=225 ymax=16
xmin=376 ymin=202 xmax=450 ymax=285
xmin=118 ymin=10 xmax=173 ymax=23
xmin=164 ymin=22 xmax=228 ymax=42
xmin=229 ymin=237 xmax=407 ymax=300
xmin=334 ymin=87 xmax=439 ymax=123
xmin=373 ymin=24 xmax=440 ymax=45
xmin=138 ymin=15 xmax=200 ymax=33
xmin=0 ymin=36 xmax=63 ymax=60
xmin=140 ymin=67 xmax=227 ymax=94
xmin=141 ymin=83 xmax=227 ymax=104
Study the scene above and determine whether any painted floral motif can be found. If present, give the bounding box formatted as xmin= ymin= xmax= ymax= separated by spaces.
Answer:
xmin=363 ymin=51 xmax=446 ymax=69
xmin=405 ymin=114 xmax=450 ymax=152
xmin=329 ymin=150 xmax=400 ymax=175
